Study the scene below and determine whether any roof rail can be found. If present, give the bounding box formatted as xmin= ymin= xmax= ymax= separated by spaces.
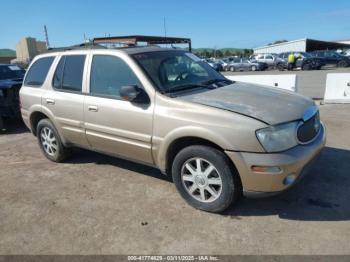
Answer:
xmin=46 ymin=42 xmax=107 ymax=52
xmin=93 ymin=35 xmax=192 ymax=51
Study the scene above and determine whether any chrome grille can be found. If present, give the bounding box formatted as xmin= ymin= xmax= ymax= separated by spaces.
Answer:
xmin=297 ymin=111 xmax=321 ymax=144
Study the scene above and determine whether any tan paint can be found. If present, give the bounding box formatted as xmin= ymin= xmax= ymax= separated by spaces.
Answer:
xmin=20 ymin=47 xmax=326 ymax=194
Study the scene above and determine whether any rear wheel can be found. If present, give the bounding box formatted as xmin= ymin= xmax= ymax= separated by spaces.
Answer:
xmin=36 ymin=118 xmax=71 ymax=162
xmin=172 ymin=145 xmax=241 ymax=213
xmin=251 ymin=65 xmax=257 ymax=71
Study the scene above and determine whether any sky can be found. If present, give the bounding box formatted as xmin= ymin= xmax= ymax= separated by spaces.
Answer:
xmin=1 ymin=0 xmax=350 ymax=50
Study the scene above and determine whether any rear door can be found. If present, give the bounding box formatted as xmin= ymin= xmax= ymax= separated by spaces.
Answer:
xmin=84 ymin=52 xmax=154 ymax=164
xmin=20 ymin=56 xmax=55 ymax=127
xmin=42 ymin=53 xmax=89 ymax=147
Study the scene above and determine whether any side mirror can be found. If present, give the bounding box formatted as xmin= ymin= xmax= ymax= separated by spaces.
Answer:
xmin=120 ymin=85 xmax=148 ymax=103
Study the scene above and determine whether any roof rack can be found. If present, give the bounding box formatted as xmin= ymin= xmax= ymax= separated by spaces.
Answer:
xmin=93 ymin=35 xmax=192 ymax=51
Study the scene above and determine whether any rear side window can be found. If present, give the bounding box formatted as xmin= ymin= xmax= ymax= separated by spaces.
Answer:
xmin=52 ymin=55 xmax=86 ymax=92
xmin=24 ymin=56 xmax=54 ymax=86
xmin=90 ymin=55 xmax=141 ymax=99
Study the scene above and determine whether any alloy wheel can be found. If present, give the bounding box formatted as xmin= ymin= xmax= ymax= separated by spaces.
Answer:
xmin=181 ymin=157 xmax=222 ymax=203
xmin=40 ymin=127 xmax=58 ymax=156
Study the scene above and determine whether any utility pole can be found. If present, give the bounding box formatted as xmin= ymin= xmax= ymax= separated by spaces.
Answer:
xmin=44 ymin=25 xmax=50 ymax=49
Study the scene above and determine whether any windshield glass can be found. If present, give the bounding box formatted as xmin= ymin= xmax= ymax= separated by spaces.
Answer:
xmin=133 ymin=51 xmax=227 ymax=93
xmin=0 ymin=65 xmax=25 ymax=80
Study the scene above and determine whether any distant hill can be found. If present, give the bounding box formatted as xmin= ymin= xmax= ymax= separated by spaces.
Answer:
xmin=0 ymin=49 xmax=16 ymax=57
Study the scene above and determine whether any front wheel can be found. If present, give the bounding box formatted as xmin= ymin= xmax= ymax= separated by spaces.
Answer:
xmin=230 ymin=66 xmax=235 ymax=72
xmin=302 ymin=64 xmax=311 ymax=70
xmin=172 ymin=145 xmax=242 ymax=213
xmin=338 ymin=60 xmax=348 ymax=67
xmin=36 ymin=118 xmax=71 ymax=162
xmin=251 ymin=65 xmax=257 ymax=71
xmin=277 ymin=63 xmax=284 ymax=71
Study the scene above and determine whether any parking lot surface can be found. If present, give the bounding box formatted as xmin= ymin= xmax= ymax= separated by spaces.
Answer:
xmin=224 ymin=67 xmax=350 ymax=99
xmin=0 ymin=104 xmax=350 ymax=255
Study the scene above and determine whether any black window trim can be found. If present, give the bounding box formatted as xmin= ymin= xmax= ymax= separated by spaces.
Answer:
xmin=88 ymin=54 xmax=147 ymax=101
xmin=24 ymin=56 xmax=55 ymax=88
xmin=51 ymin=54 xmax=85 ymax=94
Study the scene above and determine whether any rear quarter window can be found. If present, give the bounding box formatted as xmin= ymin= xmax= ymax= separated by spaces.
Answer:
xmin=24 ymin=56 xmax=55 ymax=87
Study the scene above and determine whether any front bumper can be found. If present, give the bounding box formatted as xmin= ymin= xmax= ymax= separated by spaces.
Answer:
xmin=225 ymin=123 xmax=326 ymax=196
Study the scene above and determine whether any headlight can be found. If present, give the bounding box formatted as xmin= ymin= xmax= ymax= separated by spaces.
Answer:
xmin=256 ymin=121 xmax=299 ymax=152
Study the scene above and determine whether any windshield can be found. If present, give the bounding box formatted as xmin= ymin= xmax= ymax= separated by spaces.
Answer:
xmin=132 ymin=51 xmax=228 ymax=94
xmin=0 ymin=65 xmax=25 ymax=80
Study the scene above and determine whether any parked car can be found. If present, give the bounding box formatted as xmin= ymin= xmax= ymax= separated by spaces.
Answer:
xmin=250 ymin=53 xmax=284 ymax=69
xmin=0 ymin=64 xmax=25 ymax=130
xmin=216 ymin=59 xmax=229 ymax=71
xmin=228 ymin=58 xmax=267 ymax=72
xmin=204 ymin=59 xmax=222 ymax=71
xmin=20 ymin=46 xmax=326 ymax=213
xmin=278 ymin=52 xmax=325 ymax=70
xmin=310 ymin=50 xmax=350 ymax=67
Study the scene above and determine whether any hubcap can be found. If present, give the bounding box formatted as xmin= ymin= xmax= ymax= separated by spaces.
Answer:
xmin=40 ymin=127 xmax=58 ymax=156
xmin=181 ymin=158 xmax=222 ymax=203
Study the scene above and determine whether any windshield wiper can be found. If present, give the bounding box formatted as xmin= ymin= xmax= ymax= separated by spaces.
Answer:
xmin=200 ymin=78 xmax=234 ymax=86
xmin=164 ymin=84 xmax=216 ymax=94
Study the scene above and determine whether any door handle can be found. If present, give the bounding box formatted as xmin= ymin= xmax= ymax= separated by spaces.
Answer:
xmin=46 ymin=99 xmax=55 ymax=105
xmin=88 ymin=105 xmax=98 ymax=112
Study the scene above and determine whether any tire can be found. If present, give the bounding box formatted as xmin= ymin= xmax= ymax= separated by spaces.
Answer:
xmin=302 ymin=64 xmax=311 ymax=71
xmin=36 ymin=118 xmax=71 ymax=162
xmin=251 ymin=65 xmax=257 ymax=71
xmin=171 ymin=145 xmax=242 ymax=213
xmin=230 ymin=66 xmax=235 ymax=72
xmin=338 ymin=60 xmax=348 ymax=67
xmin=277 ymin=63 xmax=284 ymax=71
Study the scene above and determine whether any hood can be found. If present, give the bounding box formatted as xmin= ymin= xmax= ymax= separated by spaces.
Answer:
xmin=177 ymin=82 xmax=315 ymax=125
xmin=0 ymin=79 xmax=23 ymax=89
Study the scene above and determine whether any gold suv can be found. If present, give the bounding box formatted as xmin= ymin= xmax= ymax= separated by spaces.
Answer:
xmin=20 ymin=46 xmax=326 ymax=212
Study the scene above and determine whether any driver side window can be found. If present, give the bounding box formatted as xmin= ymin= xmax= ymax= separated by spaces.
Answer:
xmin=90 ymin=55 xmax=142 ymax=99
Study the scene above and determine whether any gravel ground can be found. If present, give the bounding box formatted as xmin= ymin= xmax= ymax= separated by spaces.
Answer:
xmin=0 ymin=104 xmax=349 ymax=255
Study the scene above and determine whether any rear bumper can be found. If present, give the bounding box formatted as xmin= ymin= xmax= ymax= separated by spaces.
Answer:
xmin=225 ymin=123 xmax=326 ymax=196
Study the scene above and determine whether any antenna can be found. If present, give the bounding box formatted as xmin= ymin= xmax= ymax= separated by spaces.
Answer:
xmin=163 ymin=17 xmax=167 ymax=47
xmin=44 ymin=25 xmax=50 ymax=49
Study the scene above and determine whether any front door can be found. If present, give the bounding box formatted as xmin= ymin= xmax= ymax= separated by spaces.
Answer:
xmin=84 ymin=54 xmax=154 ymax=164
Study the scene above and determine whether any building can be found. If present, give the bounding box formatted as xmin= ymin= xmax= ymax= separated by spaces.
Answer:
xmin=337 ymin=39 xmax=350 ymax=45
xmin=0 ymin=49 xmax=16 ymax=64
xmin=253 ymin=38 xmax=350 ymax=54
xmin=13 ymin=37 xmax=47 ymax=64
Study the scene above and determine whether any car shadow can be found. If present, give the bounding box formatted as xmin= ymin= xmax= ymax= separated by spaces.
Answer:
xmin=0 ymin=118 xmax=29 ymax=135
xmin=52 ymin=145 xmax=350 ymax=221
xmin=223 ymin=146 xmax=350 ymax=221
xmin=66 ymin=149 xmax=172 ymax=183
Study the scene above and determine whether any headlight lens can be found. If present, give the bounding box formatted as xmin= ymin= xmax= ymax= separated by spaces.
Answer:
xmin=256 ymin=121 xmax=299 ymax=152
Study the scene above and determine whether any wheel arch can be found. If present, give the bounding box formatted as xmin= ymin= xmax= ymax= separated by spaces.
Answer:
xmin=164 ymin=136 xmax=239 ymax=181
xmin=29 ymin=110 xmax=68 ymax=145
